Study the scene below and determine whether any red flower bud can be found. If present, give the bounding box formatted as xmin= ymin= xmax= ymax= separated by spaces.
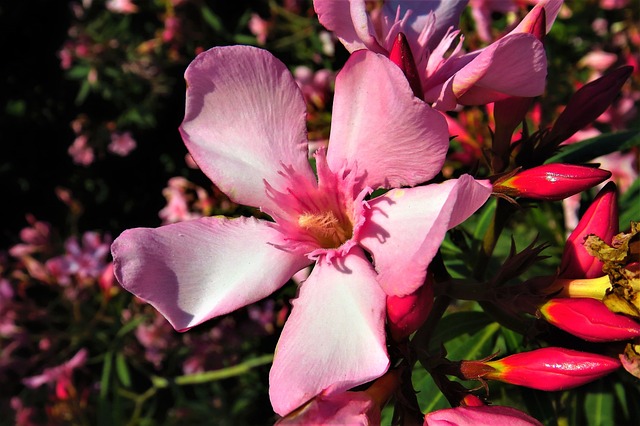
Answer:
xmin=545 ymin=66 xmax=633 ymax=146
xmin=493 ymin=164 xmax=611 ymax=201
xmin=559 ymin=182 xmax=618 ymax=279
xmin=424 ymin=404 xmax=543 ymax=426
xmin=389 ymin=32 xmax=423 ymax=99
xmin=482 ymin=347 xmax=620 ymax=391
xmin=539 ymin=298 xmax=640 ymax=342
xmin=386 ymin=275 xmax=434 ymax=342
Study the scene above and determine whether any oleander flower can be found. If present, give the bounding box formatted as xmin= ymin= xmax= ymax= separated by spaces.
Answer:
xmin=112 ymin=46 xmax=491 ymax=415
xmin=314 ymin=0 xmax=562 ymax=110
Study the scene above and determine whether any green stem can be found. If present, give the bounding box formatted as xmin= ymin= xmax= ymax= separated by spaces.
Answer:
xmin=151 ymin=354 xmax=274 ymax=388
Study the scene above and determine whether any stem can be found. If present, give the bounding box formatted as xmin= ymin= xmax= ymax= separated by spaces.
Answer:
xmin=473 ymin=198 xmax=515 ymax=281
xmin=151 ymin=354 xmax=274 ymax=388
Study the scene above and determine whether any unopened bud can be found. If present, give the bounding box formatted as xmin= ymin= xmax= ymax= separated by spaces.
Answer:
xmin=386 ymin=274 xmax=434 ymax=341
xmin=539 ymin=298 xmax=640 ymax=342
xmin=559 ymin=182 xmax=618 ymax=279
xmin=389 ymin=32 xmax=423 ymax=99
xmin=493 ymin=164 xmax=611 ymax=201
xmin=480 ymin=347 xmax=620 ymax=391
xmin=546 ymin=275 xmax=612 ymax=299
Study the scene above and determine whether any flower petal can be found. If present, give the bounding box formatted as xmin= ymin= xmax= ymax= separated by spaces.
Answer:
xmin=359 ymin=176 xmax=492 ymax=296
xmin=327 ymin=50 xmax=449 ymax=190
xmin=180 ymin=46 xmax=316 ymax=212
xmin=269 ymin=247 xmax=389 ymax=416
xmin=452 ymin=33 xmax=547 ymax=104
xmin=314 ymin=0 xmax=385 ymax=54
xmin=383 ymin=0 xmax=468 ymax=52
xmin=112 ymin=217 xmax=310 ymax=331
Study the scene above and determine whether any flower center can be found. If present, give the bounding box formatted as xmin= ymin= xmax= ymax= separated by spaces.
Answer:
xmin=297 ymin=210 xmax=353 ymax=249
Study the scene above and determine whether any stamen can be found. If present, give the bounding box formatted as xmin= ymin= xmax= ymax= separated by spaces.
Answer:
xmin=298 ymin=211 xmax=352 ymax=249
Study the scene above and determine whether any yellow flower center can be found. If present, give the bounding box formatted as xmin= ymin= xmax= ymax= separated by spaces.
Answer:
xmin=298 ymin=211 xmax=353 ymax=249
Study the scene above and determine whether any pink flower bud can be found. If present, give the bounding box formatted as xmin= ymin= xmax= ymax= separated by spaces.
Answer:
xmin=559 ymin=182 xmax=618 ymax=278
xmin=386 ymin=276 xmax=434 ymax=342
xmin=481 ymin=347 xmax=620 ymax=391
xmin=389 ymin=32 xmax=423 ymax=99
xmin=494 ymin=164 xmax=611 ymax=201
xmin=539 ymin=298 xmax=640 ymax=342
xmin=424 ymin=405 xmax=543 ymax=426
xmin=546 ymin=66 xmax=633 ymax=146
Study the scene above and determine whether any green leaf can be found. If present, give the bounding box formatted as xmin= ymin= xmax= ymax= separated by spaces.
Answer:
xmin=619 ymin=177 xmax=640 ymax=229
xmin=545 ymin=130 xmax=640 ymax=164
xmin=519 ymin=388 xmax=558 ymax=426
xmin=416 ymin=312 xmax=501 ymax=414
xmin=100 ymin=351 xmax=113 ymax=399
xmin=585 ymin=380 xmax=615 ymax=426
xmin=201 ymin=6 xmax=225 ymax=34
xmin=115 ymin=352 xmax=132 ymax=388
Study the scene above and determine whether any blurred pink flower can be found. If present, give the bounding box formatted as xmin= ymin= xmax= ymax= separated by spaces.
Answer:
xmin=22 ymin=349 xmax=88 ymax=400
xmin=11 ymin=397 xmax=38 ymax=426
xmin=46 ymin=231 xmax=112 ymax=286
xmin=248 ymin=13 xmax=271 ymax=45
xmin=108 ymin=131 xmax=137 ymax=156
xmin=293 ymin=66 xmax=335 ymax=110
xmin=9 ymin=215 xmax=52 ymax=258
xmin=112 ymin=46 xmax=491 ymax=416
xmin=158 ymin=177 xmax=203 ymax=224
xmin=600 ymin=0 xmax=630 ymax=9
xmin=68 ymin=135 xmax=94 ymax=166
xmin=106 ymin=0 xmax=138 ymax=14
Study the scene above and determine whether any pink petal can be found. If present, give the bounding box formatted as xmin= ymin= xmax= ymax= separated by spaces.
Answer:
xmin=359 ymin=176 xmax=492 ymax=296
xmin=425 ymin=405 xmax=543 ymax=426
xmin=112 ymin=217 xmax=310 ymax=331
xmin=510 ymin=0 xmax=564 ymax=36
xmin=269 ymin=247 xmax=389 ymax=416
xmin=327 ymin=50 xmax=449 ymax=190
xmin=383 ymin=0 xmax=467 ymax=52
xmin=314 ymin=0 xmax=384 ymax=54
xmin=180 ymin=46 xmax=316 ymax=213
xmin=452 ymin=33 xmax=547 ymax=104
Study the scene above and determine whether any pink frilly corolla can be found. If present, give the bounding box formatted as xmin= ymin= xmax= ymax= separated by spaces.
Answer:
xmin=111 ymin=46 xmax=492 ymax=416
xmin=313 ymin=0 xmax=563 ymax=110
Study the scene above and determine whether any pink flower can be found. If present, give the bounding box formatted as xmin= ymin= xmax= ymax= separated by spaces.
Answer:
xmin=46 ymin=231 xmax=112 ymax=286
xmin=22 ymin=349 xmax=88 ymax=399
xmin=111 ymin=46 xmax=492 ymax=416
xmin=248 ymin=13 xmax=271 ymax=46
xmin=106 ymin=0 xmax=138 ymax=14
xmin=68 ymin=135 xmax=94 ymax=166
xmin=386 ymin=274 xmax=434 ymax=342
xmin=313 ymin=0 xmax=561 ymax=110
xmin=108 ymin=131 xmax=137 ymax=156
xmin=425 ymin=404 xmax=543 ymax=426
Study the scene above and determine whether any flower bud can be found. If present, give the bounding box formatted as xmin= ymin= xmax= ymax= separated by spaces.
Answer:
xmin=479 ymin=347 xmax=620 ymax=391
xmin=493 ymin=164 xmax=611 ymax=201
xmin=545 ymin=66 xmax=633 ymax=146
xmin=386 ymin=274 xmax=434 ymax=341
xmin=424 ymin=404 xmax=543 ymax=426
xmin=539 ymin=298 xmax=640 ymax=342
xmin=389 ymin=32 xmax=423 ymax=99
xmin=559 ymin=182 xmax=618 ymax=279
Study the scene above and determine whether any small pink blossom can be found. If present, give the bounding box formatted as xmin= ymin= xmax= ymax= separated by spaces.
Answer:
xmin=108 ymin=131 xmax=137 ymax=156
xmin=22 ymin=349 xmax=88 ymax=400
xmin=68 ymin=135 xmax=94 ymax=166
xmin=9 ymin=215 xmax=52 ymax=258
xmin=106 ymin=0 xmax=138 ymax=14
xmin=248 ymin=13 xmax=271 ymax=46
xmin=112 ymin=46 xmax=491 ymax=416
xmin=46 ymin=231 xmax=112 ymax=286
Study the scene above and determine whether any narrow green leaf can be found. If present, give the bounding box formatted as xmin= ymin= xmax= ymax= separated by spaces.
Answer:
xmin=100 ymin=351 xmax=113 ymax=399
xmin=585 ymin=380 xmax=614 ymax=426
xmin=115 ymin=352 xmax=131 ymax=388
xmin=520 ymin=388 xmax=557 ymax=426
xmin=201 ymin=6 xmax=225 ymax=34
xmin=545 ymin=130 xmax=640 ymax=164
